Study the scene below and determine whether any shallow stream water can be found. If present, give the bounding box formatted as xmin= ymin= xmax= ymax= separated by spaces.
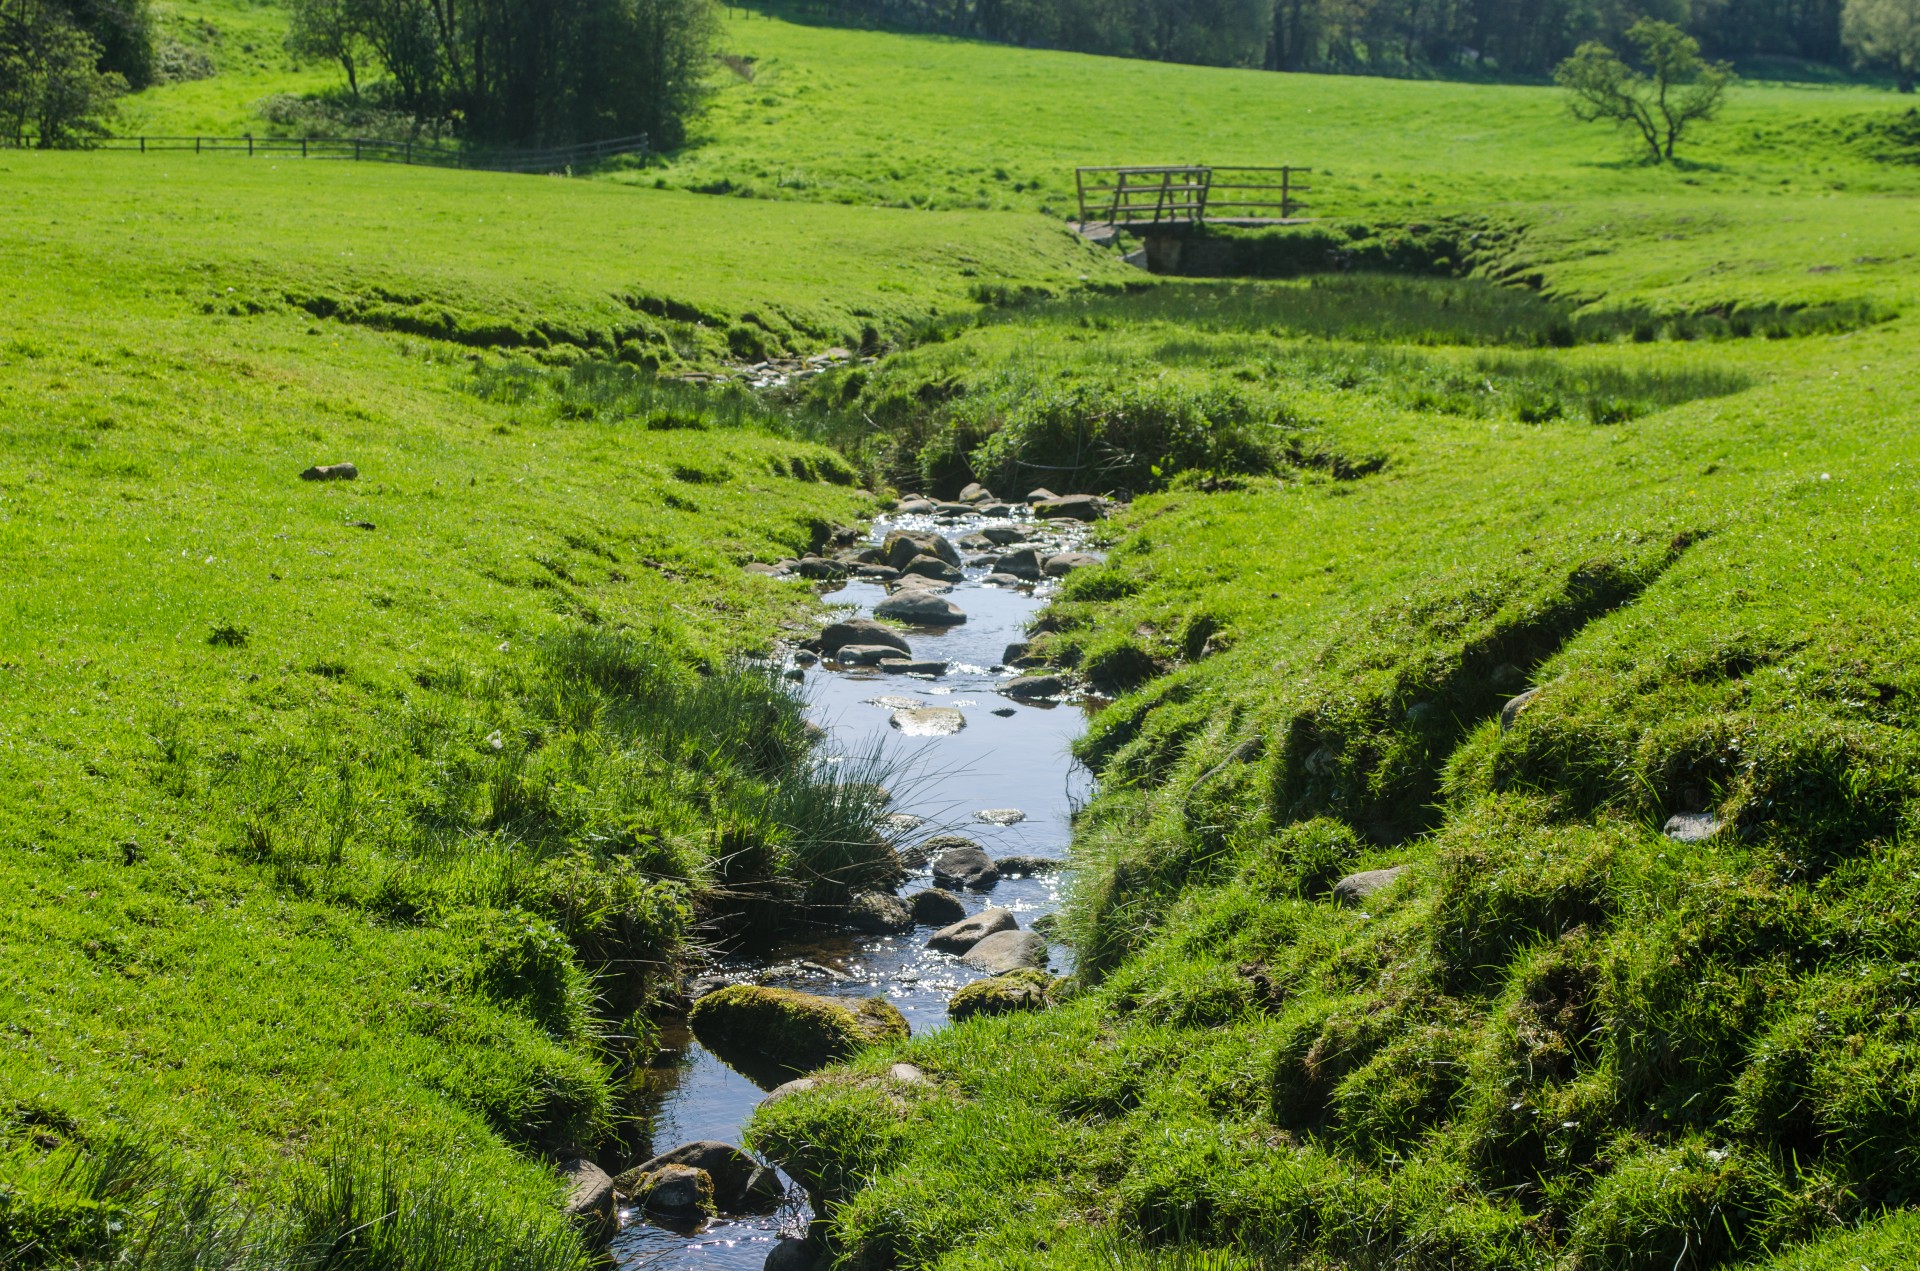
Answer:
xmin=609 ymin=507 xmax=1096 ymax=1269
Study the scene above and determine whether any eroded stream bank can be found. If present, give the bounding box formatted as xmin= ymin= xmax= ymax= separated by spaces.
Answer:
xmin=609 ymin=494 xmax=1104 ymax=1269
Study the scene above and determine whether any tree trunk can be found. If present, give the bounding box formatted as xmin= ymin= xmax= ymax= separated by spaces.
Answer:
xmin=1900 ymin=67 xmax=1915 ymax=94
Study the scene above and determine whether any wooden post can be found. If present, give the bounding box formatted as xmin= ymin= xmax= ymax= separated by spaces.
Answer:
xmin=301 ymin=138 xmax=308 ymax=159
xmin=405 ymin=140 xmax=413 ymax=165
xmin=196 ymin=137 xmax=202 ymax=153
xmin=247 ymin=135 xmax=254 ymax=156
xmin=139 ymin=136 xmax=145 ymax=153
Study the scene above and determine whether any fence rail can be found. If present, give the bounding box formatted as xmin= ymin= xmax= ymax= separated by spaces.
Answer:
xmin=1075 ymin=164 xmax=1310 ymax=228
xmin=13 ymin=133 xmax=649 ymax=173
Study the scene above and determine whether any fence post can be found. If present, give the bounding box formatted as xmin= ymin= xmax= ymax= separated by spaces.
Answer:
xmin=247 ymin=135 xmax=254 ymax=156
xmin=139 ymin=136 xmax=146 ymax=153
xmin=405 ymin=140 xmax=413 ymax=165
xmin=354 ymin=139 xmax=361 ymax=162
xmin=196 ymin=137 xmax=201 ymax=154
xmin=302 ymin=138 xmax=308 ymax=159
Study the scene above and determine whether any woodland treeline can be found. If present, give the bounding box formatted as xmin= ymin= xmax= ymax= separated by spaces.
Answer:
xmin=763 ymin=0 xmax=1854 ymax=76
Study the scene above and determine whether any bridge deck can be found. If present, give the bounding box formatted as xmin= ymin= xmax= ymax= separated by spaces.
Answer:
xmin=1075 ymin=165 xmax=1311 ymax=233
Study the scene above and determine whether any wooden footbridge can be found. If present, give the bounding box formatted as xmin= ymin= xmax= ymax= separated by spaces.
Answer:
xmin=1072 ymin=165 xmax=1310 ymax=236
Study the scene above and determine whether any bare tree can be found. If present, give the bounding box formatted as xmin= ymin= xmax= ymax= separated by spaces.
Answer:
xmin=1555 ymin=19 xmax=1736 ymax=162
xmin=1843 ymin=0 xmax=1920 ymax=92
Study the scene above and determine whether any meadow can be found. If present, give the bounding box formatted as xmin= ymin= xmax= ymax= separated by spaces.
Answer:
xmin=9 ymin=4 xmax=1920 ymax=1269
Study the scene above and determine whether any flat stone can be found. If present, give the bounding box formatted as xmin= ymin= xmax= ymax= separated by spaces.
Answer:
xmin=1002 ymin=674 xmax=1066 ymax=702
xmin=1499 ymin=687 xmax=1540 ymax=732
xmin=628 ymin=1163 xmax=712 ymax=1216
xmin=879 ymin=812 xmax=926 ymax=835
xmin=983 ymin=573 xmax=1030 ymax=588
xmin=959 ymin=482 xmax=994 ymax=503
xmin=909 ymin=888 xmax=967 ymax=926
xmin=821 ymin=618 xmax=909 ymax=655
xmin=892 ymin=576 xmax=956 ymax=594
xmin=961 ymin=929 xmax=1049 ymax=972
xmin=1044 ymin=552 xmax=1100 ymax=577
xmin=300 ymin=462 xmax=358 ymax=481
xmin=934 ymin=502 xmax=973 ymax=516
xmin=1332 ymin=866 xmax=1406 ymax=906
xmin=559 ymin=1159 xmax=616 ymax=1246
xmin=835 ymin=644 xmax=907 ymax=666
xmin=867 ymin=694 xmax=922 ymax=710
xmin=1664 ymin=812 xmax=1722 ymax=842
xmin=1033 ymin=494 xmax=1107 ymax=521
xmin=896 ymin=498 xmax=937 ymax=515
xmin=791 ymin=556 xmax=844 ymax=579
xmin=903 ymin=554 xmax=963 ymax=582
xmin=973 ymin=808 xmax=1027 ymax=825
xmin=976 ymin=502 xmax=1018 ymax=518
xmin=980 ymin=525 xmax=1028 ymax=545
xmin=874 ymin=591 xmax=966 ymax=626
xmin=1025 ymin=487 xmax=1060 ymax=503
xmin=891 ymin=706 xmax=966 ymax=736
xmin=878 ymin=658 xmax=948 ymax=676
xmin=855 ymin=565 xmax=901 ymax=580
xmin=758 ymin=1076 xmax=818 ymax=1108
xmin=994 ymin=855 xmax=1060 ymax=876
xmin=927 ymin=906 xmax=1018 ymax=953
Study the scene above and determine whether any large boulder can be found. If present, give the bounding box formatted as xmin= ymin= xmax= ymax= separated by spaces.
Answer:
xmin=909 ymin=888 xmax=967 ymax=926
xmin=820 ymin=618 xmax=909 ymax=656
xmin=948 ymin=969 xmax=1057 ymax=1022
xmin=874 ymin=591 xmax=966 ymax=626
xmin=882 ymin=531 xmax=961 ymax=571
xmin=558 ymin=1159 xmax=616 ymax=1246
xmin=688 ymin=986 xmax=909 ymax=1082
xmin=927 ymin=907 xmax=1017 ymax=953
xmin=1033 ymin=494 xmax=1107 ymax=521
xmin=615 ymin=1141 xmax=782 ymax=1214
xmin=962 ymin=930 xmax=1049 ymax=972
xmin=931 ymin=843 xmax=1000 ymax=890
xmin=1332 ymin=866 xmax=1406 ymax=906
xmin=846 ymin=891 xmax=913 ymax=934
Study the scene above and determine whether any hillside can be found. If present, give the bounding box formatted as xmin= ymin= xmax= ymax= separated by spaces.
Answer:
xmin=10 ymin=7 xmax=1920 ymax=1271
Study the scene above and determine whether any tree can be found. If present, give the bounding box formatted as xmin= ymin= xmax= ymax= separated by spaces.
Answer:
xmin=1843 ymin=0 xmax=1920 ymax=91
xmin=0 ymin=0 xmax=126 ymax=147
xmin=1555 ymin=18 xmax=1736 ymax=161
xmin=286 ymin=0 xmax=370 ymax=98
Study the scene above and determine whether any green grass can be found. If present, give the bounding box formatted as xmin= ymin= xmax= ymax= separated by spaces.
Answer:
xmin=0 ymin=150 xmax=1023 ymax=1263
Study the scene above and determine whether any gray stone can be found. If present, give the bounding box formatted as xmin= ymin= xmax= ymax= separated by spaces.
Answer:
xmin=994 ymin=855 xmax=1060 ymax=876
xmin=961 ymin=929 xmax=1049 ymax=972
xmin=1044 ymin=552 xmax=1100 ymax=577
xmin=874 ymin=591 xmax=966 ymax=626
xmin=889 ymin=1061 xmax=931 ymax=1085
xmin=1002 ymin=674 xmax=1065 ymax=702
xmin=745 ymin=561 xmax=786 ymax=576
xmin=878 ymin=658 xmax=947 ymax=676
xmin=927 ymin=906 xmax=1017 ymax=952
xmin=835 ymin=643 xmax=907 ymax=666
xmin=882 ymin=531 xmax=961 ymax=571
xmin=847 ymin=891 xmax=913 ymax=934
xmin=1025 ymin=487 xmax=1060 ymax=503
xmin=1001 ymin=641 xmax=1031 ymax=665
xmin=764 ymin=1238 xmax=823 ymax=1271
xmin=903 ymin=554 xmax=963 ymax=582
xmin=739 ymin=1165 xmax=786 ymax=1213
xmin=959 ymin=482 xmax=994 ymax=503
xmin=615 ymin=1141 xmax=765 ymax=1213
xmin=558 ymin=1158 xmax=616 ymax=1245
xmin=973 ymin=808 xmax=1026 ymax=825
xmin=791 ymin=556 xmax=844 ymax=579
xmin=1033 ymin=494 xmax=1107 ymax=521
xmin=983 ymin=573 xmax=1030 ymax=588
xmin=935 ymin=502 xmax=973 ymax=516
xmin=856 ymin=565 xmax=901 ymax=580
xmin=891 ymin=575 xmax=955 ymax=594
xmin=300 ymin=462 xmax=358 ymax=481
xmin=992 ymin=548 xmax=1043 ymax=581
xmin=820 ymin=618 xmax=909 ymax=656
xmin=1332 ymin=866 xmax=1407 ymax=906
xmin=1663 ymin=812 xmax=1722 ymax=842
xmin=891 ymin=706 xmax=966 ymax=736
xmin=1499 ymin=687 xmax=1540 ymax=732
xmin=628 ymin=1163 xmax=712 ymax=1216
xmin=909 ymin=888 xmax=967 ymax=926
xmin=956 ymin=532 xmax=997 ymax=551
xmin=976 ymin=502 xmax=1018 ymax=518
xmin=931 ymin=843 xmax=1000 ymax=890
xmin=980 ymin=524 xmax=1028 ymax=546
xmin=896 ymin=498 xmax=937 ymax=515
xmin=879 ymin=812 xmax=926 ymax=835
xmin=759 ymin=1076 xmax=818 ymax=1108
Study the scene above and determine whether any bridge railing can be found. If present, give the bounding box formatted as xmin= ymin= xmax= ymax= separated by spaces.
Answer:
xmin=1075 ymin=164 xmax=1309 ymax=227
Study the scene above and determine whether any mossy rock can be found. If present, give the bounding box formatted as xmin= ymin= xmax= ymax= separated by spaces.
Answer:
xmin=948 ymin=969 xmax=1058 ymax=1022
xmin=689 ymin=985 xmax=908 ymax=1085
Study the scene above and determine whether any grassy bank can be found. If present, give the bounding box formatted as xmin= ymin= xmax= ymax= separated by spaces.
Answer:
xmin=0 ymin=152 xmax=983 ymax=1263
xmin=737 ymin=115 xmax=1920 ymax=1271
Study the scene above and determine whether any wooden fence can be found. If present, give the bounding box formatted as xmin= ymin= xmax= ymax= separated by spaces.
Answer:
xmin=21 ymin=133 xmax=649 ymax=173
xmin=1075 ymin=164 xmax=1310 ymax=229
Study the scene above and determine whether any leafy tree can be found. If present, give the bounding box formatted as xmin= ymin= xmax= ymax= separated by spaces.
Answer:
xmin=0 ymin=0 xmax=126 ymax=147
xmin=286 ymin=0 xmax=371 ymax=98
xmin=1555 ymin=18 xmax=1735 ymax=162
xmin=1843 ymin=0 xmax=1920 ymax=91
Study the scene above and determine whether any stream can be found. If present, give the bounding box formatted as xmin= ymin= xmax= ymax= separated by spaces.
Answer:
xmin=609 ymin=505 xmax=1097 ymax=1269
